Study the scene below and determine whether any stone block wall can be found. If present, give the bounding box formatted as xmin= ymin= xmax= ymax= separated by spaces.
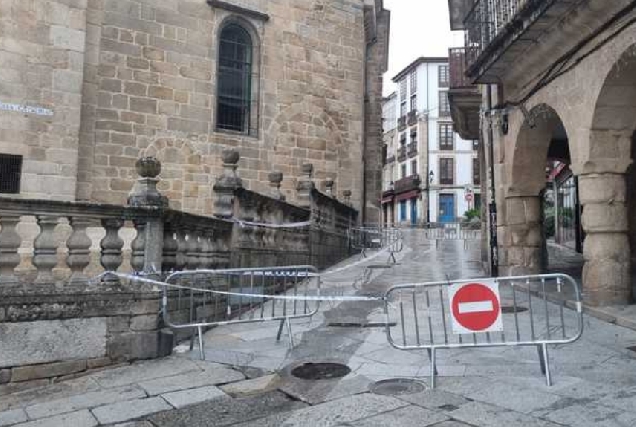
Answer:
xmin=74 ymin=0 xmax=381 ymax=214
xmin=0 ymin=0 xmax=88 ymax=201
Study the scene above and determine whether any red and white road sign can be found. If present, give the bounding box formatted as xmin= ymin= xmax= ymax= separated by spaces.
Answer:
xmin=448 ymin=281 xmax=503 ymax=334
xmin=465 ymin=193 xmax=473 ymax=202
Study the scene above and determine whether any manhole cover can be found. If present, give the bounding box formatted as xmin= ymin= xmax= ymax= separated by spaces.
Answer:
xmin=501 ymin=306 xmax=528 ymax=314
xmin=291 ymin=363 xmax=351 ymax=380
xmin=370 ymin=378 xmax=426 ymax=395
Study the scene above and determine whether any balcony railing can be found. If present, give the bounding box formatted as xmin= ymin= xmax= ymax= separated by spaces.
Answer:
xmin=464 ymin=0 xmax=538 ymax=70
xmin=398 ymin=116 xmax=407 ymax=131
xmin=394 ymin=174 xmax=421 ymax=194
xmin=386 ymin=154 xmax=395 ymax=164
xmin=407 ymin=143 xmax=417 ymax=158
xmin=407 ymin=110 xmax=418 ymax=126
xmin=397 ymin=145 xmax=407 ymax=162
xmin=449 ymin=47 xmax=473 ymax=89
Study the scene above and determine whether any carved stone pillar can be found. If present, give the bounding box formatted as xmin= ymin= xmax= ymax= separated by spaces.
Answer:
xmin=213 ymin=149 xmax=242 ymax=218
xmin=66 ymin=217 xmax=92 ymax=286
xmin=128 ymin=157 xmax=167 ymax=274
xmin=580 ymin=173 xmax=631 ymax=305
xmin=185 ymin=228 xmax=200 ymax=270
xmin=33 ymin=215 xmax=60 ymax=285
xmin=0 ymin=214 xmax=21 ymax=286
xmin=175 ymin=227 xmax=188 ymax=271
xmin=268 ymin=171 xmax=285 ymax=201
xmin=296 ymin=163 xmax=315 ymax=209
xmin=100 ymin=218 xmax=124 ymax=284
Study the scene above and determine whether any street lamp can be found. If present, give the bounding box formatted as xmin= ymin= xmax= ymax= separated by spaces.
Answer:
xmin=427 ymin=170 xmax=434 ymax=224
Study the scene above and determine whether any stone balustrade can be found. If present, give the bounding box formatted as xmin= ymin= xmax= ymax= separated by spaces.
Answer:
xmin=0 ymin=150 xmax=358 ymax=384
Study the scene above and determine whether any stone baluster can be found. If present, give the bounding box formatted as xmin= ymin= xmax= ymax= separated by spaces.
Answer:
xmin=195 ymin=225 xmax=208 ymax=268
xmin=213 ymin=149 xmax=242 ymax=218
xmin=162 ymin=223 xmax=178 ymax=273
xmin=130 ymin=219 xmax=146 ymax=273
xmin=128 ymin=157 xmax=167 ymax=274
xmin=100 ymin=218 xmax=124 ymax=284
xmin=200 ymin=227 xmax=214 ymax=269
xmin=33 ymin=215 xmax=60 ymax=285
xmin=0 ymin=214 xmax=22 ymax=286
xmin=325 ymin=179 xmax=334 ymax=197
xmin=66 ymin=217 xmax=92 ymax=286
xmin=175 ymin=227 xmax=188 ymax=271
xmin=268 ymin=171 xmax=285 ymax=201
xmin=185 ymin=227 xmax=200 ymax=270
xmin=296 ymin=163 xmax=315 ymax=209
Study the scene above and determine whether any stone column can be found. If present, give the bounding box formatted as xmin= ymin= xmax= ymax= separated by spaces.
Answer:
xmin=296 ymin=164 xmax=315 ymax=209
xmin=128 ymin=157 xmax=168 ymax=274
xmin=213 ymin=149 xmax=242 ymax=219
xmin=579 ymin=173 xmax=631 ymax=305
xmin=503 ymin=195 xmax=544 ymax=276
xmin=268 ymin=171 xmax=285 ymax=201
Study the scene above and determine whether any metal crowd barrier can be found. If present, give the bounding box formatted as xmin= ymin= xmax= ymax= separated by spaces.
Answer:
xmin=384 ymin=273 xmax=583 ymax=388
xmin=422 ymin=222 xmax=481 ymax=249
xmin=164 ymin=266 xmax=321 ymax=359
xmin=350 ymin=226 xmax=404 ymax=262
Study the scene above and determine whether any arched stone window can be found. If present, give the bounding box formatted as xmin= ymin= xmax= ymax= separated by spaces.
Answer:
xmin=216 ymin=23 xmax=256 ymax=135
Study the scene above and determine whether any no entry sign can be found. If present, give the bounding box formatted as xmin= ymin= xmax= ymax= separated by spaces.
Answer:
xmin=448 ymin=281 xmax=503 ymax=334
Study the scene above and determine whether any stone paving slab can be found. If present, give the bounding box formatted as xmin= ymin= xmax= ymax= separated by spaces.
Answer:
xmin=25 ymin=385 xmax=146 ymax=420
xmin=91 ymin=397 xmax=172 ymax=425
xmin=464 ymin=381 xmax=562 ymax=414
xmin=0 ymin=409 xmax=27 ymax=427
xmin=138 ymin=367 xmax=244 ymax=396
xmin=347 ymin=405 xmax=449 ymax=427
xmin=394 ymin=388 xmax=471 ymax=411
xmin=14 ymin=410 xmax=97 ymax=427
xmin=277 ymin=374 xmax=373 ymax=405
xmin=91 ymin=358 xmax=200 ymax=389
xmin=538 ymin=401 xmax=636 ymax=427
xmin=161 ymin=386 xmax=226 ymax=409
xmin=0 ymin=377 xmax=101 ymax=413
xmin=228 ymin=393 xmax=409 ymax=427
xmin=148 ymin=391 xmax=307 ymax=427
xmin=220 ymin=374 xmax=281 ymax=397
xmin=448 ymin=401 xmax=562 ymax=427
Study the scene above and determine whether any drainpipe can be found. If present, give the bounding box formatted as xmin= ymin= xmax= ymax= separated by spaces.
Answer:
xmin=362 ymin=38 xmax=370 ymax=226
xmin=486 ymin=85 xmax=499 ymax=277
xmin=426 ymin=64 xmax=431 ymax=223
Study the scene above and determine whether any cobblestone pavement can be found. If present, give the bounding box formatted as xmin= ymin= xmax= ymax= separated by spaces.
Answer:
xmin=4 ymin=229 xmax=636 ymax=426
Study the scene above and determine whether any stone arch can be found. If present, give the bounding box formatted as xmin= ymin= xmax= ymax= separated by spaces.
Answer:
xmin=579 ymin=43 xmax=636 ymax=304
xmin=266 ymin=101 xmax=350 ymax=200
xmin=504 ymin=104 xmax=572 ymax=275
xmin=143 ymin=137 xmax=213 ymax=215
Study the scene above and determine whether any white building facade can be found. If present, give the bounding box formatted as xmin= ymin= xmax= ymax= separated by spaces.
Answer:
xmin=381 ymin=57 xmax=480 ymax=226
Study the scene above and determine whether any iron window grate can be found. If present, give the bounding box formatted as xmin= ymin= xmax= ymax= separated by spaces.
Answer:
xmin=0 ymin=154 xmax=22 ymax=194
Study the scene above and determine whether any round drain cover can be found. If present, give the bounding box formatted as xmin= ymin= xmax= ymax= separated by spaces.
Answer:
xmin=291 ymin=362 xmax=351 ymax=380
xmin=370 ymin=378 xmax=426 ymax=395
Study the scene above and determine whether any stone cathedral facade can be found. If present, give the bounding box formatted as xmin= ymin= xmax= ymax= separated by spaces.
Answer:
xmin=0 ymin=0 xmax=390 ymax=222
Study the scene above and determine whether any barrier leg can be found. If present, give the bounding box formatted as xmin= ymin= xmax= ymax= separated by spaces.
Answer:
xmin=189 ymin=328 xmax=196 ymax=351
xmin=435 ymin=239 xmax=439 ymax=249
xmin=197 ymin=326 xmax=205 ymax=360
xmin=285 ymin=317 xmax=294 ymax=348
xmin=430 ymin=348 xmax=437 ymax=389
xmin=536 ymin=344 xmax=546 ymax=375
xmin=541 ymin=343 xmax=552 ymax=386
xmin=276 ymin=318 xmax=285 ymax=342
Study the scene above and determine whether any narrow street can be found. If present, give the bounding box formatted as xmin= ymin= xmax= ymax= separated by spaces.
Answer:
xmin=5 ymin=230 xmax=636 ymax=427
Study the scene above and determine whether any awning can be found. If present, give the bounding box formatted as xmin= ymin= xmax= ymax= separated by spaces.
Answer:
xmin=381 ymin=196 xmax=394 ymax=204
xmin=395 ymin=190 xmax=420 ymax=202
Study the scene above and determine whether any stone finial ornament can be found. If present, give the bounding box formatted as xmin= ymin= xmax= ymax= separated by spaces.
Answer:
xmin=214 ymin=149 xmax=243 ymax=218
xmin=128 ymin=157 xmax=168 ymax=208
xmin=268 ymin=171 xmax=285 ymax=201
